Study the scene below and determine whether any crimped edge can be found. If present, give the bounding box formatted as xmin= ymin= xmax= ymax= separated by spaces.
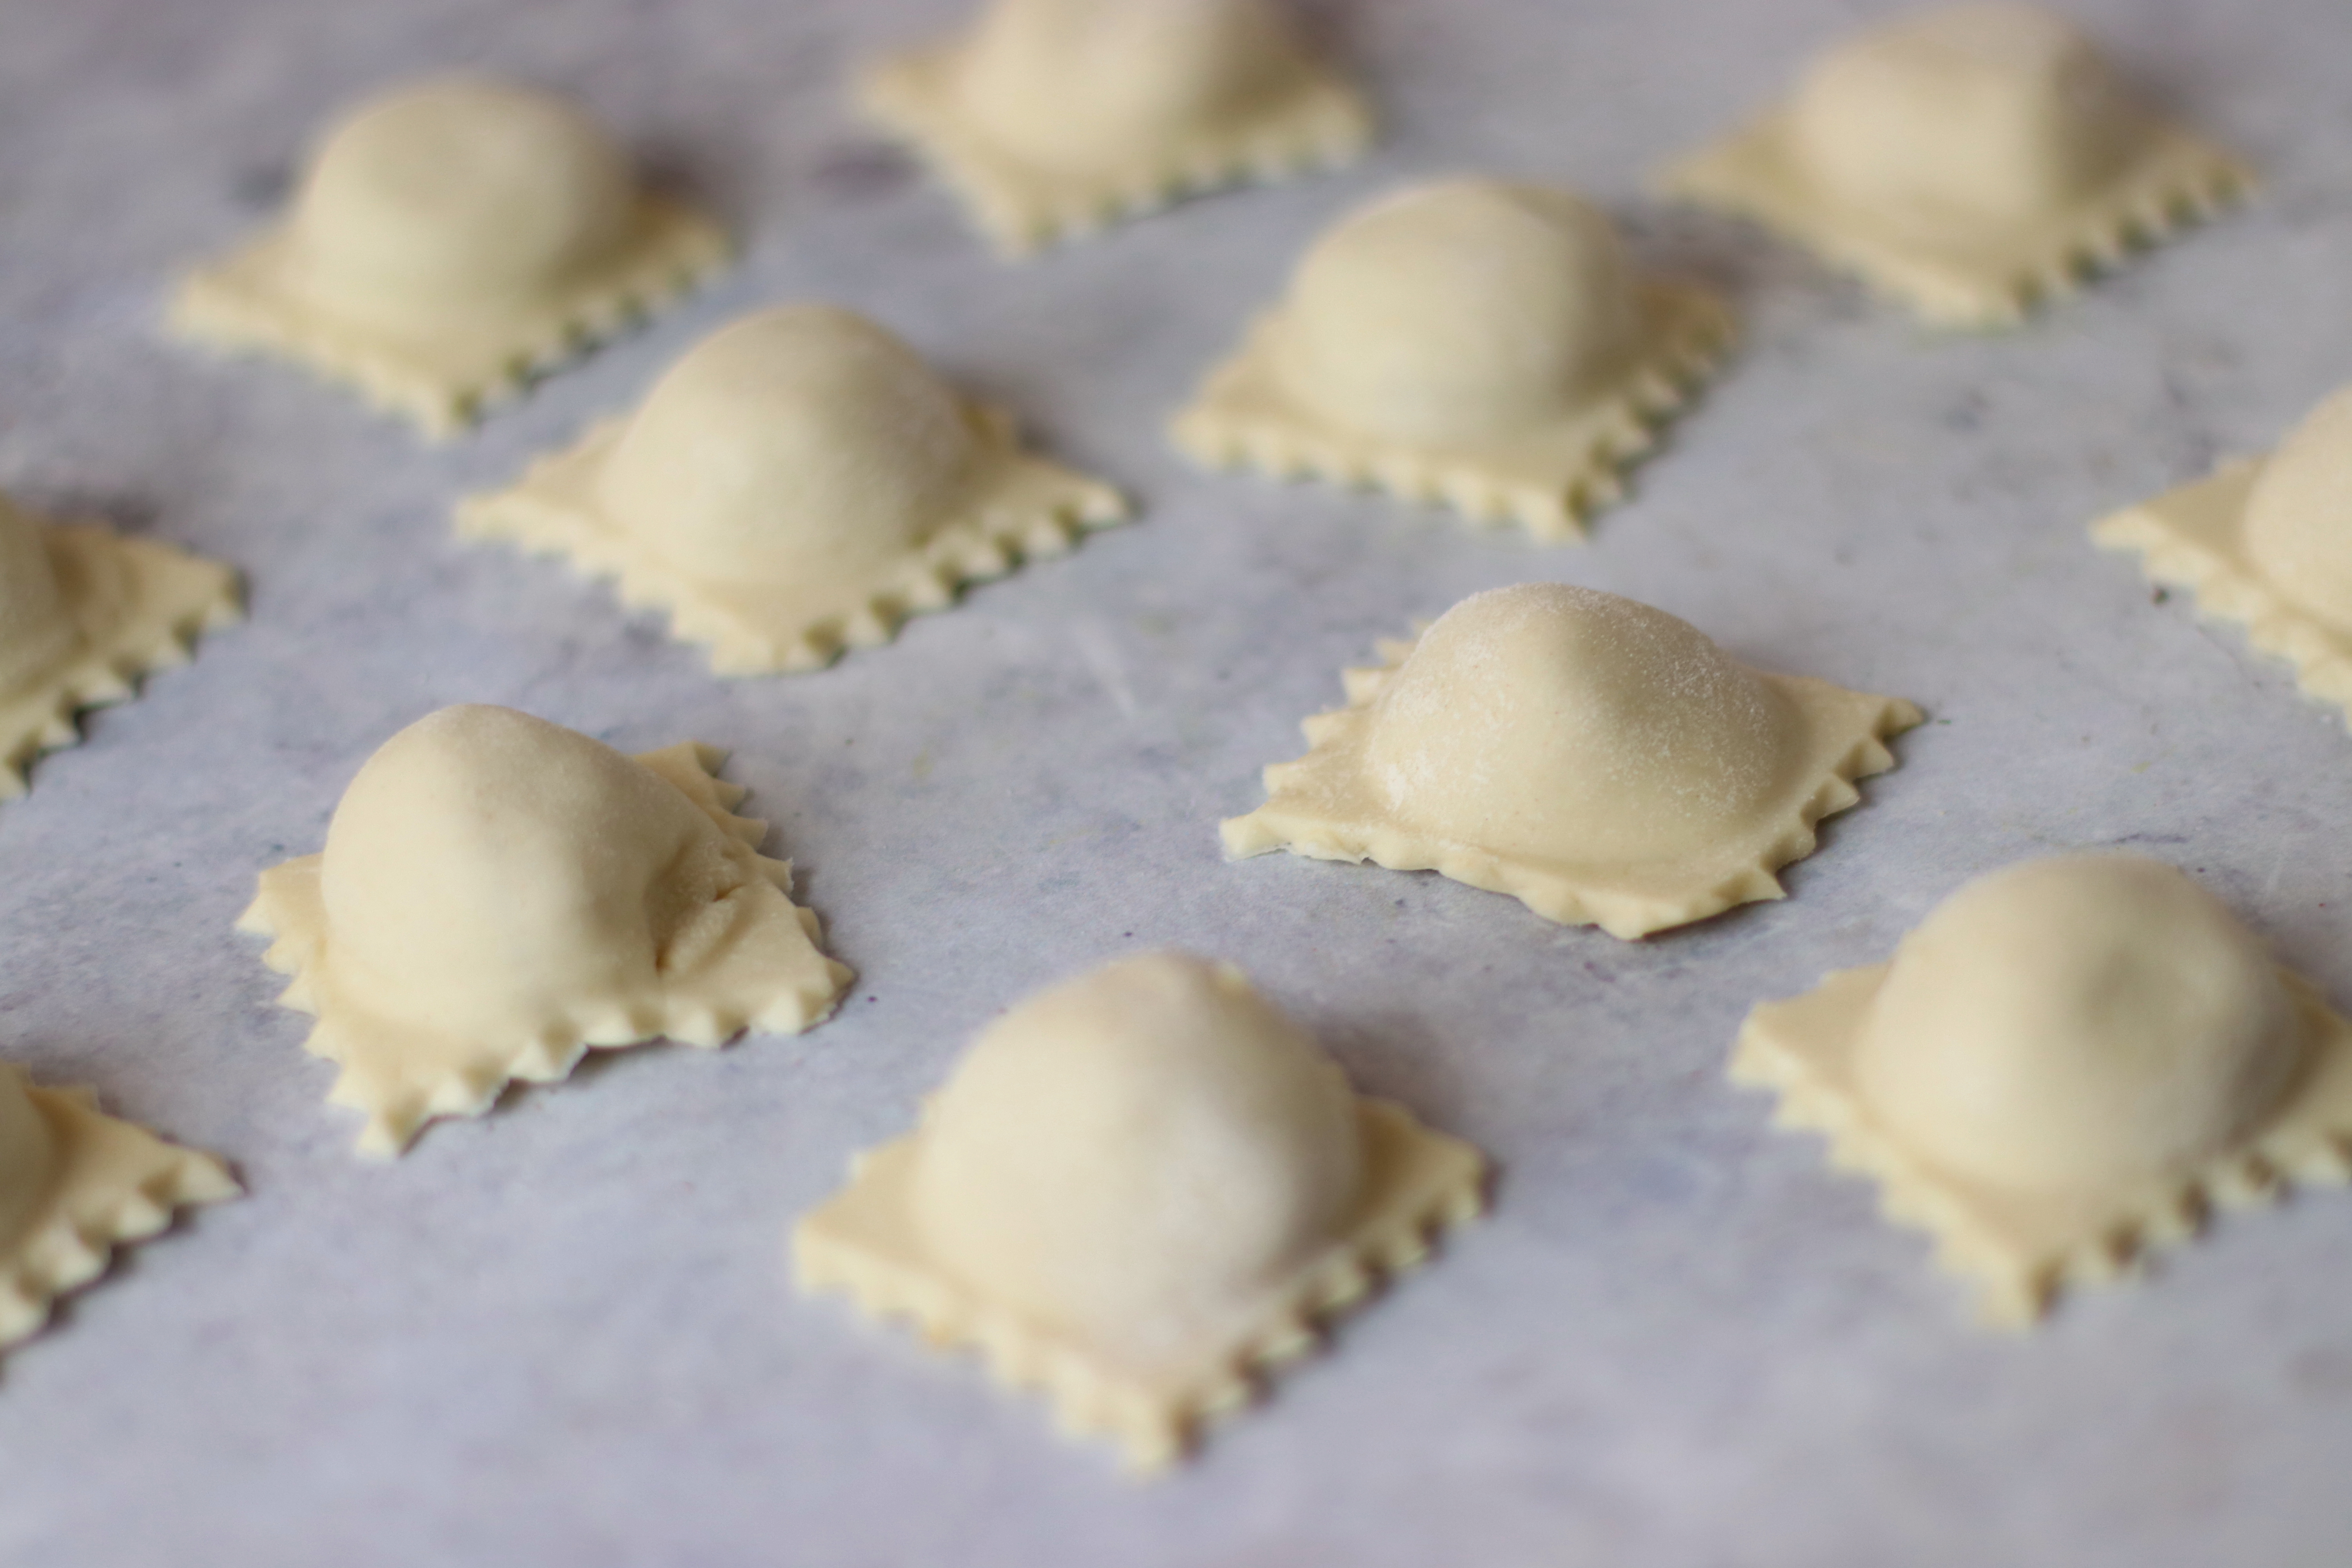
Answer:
xmin=457 ymin=403 xmax=1132 ymax=675
xmin=1731 ymin=966 xmax=2352 ymax=1327
xmin=1659 ymin=112 xmax=2252 ymax=329
xmin=236 ymin=741 xmax=854 ymax=1157
xmin=1170 ymin=281 xmax=1737 ymax=542
xmin=0 ymin=1081 xmax=240 ymax=1351
xmin=856 ymin=42 xmax=1373 ymax=257
xmin=168 ymin=195 xmax=733 ymax=438
xmin=1220 ymin=630 xmax=1921 ymax=939
xmin=2090 ymin=457 xmax=2352 ymax=721
xmin=1 ymin=521 xmax=244 ymax=801
xmin=793 ymin=1096 xmax=1487 ymax=1474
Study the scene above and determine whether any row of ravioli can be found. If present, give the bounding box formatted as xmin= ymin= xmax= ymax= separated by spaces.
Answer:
xmin=0 ymin=0 xmax=2344 ymax=1478
xmin=9 ymin=557 xmax=2352 ymax=1474
xmin=165 ymin=0 xmax=2251 ymax=450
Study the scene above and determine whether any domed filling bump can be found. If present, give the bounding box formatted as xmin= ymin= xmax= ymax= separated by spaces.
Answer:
xmin=286 ymin=76 xmax=638 ymax=324
xmin=857 ymin=0 xmax=1372 ymax=255
xmin=953 ymin=0 xmax=1311 ymax=166
xmin=1853 ymin=855 xmax=2304 ymax=1191
xmin=1364 ymin=584 xmax=1797 ymax=864
xmin=910 ymin=953 xmax=1363 ymax=1359
xmin=1789 ymin=4 xmax=2138 ymax=235
xmin=596 ymin=307 xmax=980 ymax=589
xmin=317 ymin=705 xmax=751 ymax=1036
xmin=1272 ymin=181 xmax=1641 ymax=445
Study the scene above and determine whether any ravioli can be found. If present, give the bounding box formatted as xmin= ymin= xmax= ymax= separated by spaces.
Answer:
xmin=0 ymin=1061 xmax=237 ymax=1354
xmin=1173 ymin=179 xmax=1733 ymax=539
xmin=171 ymin=74 xmax=729 ymax=436
xmin=2095 ymin=383 xmax=2352 ymax=724
xmin=795 ymin=952 xmax=1486 ymax=1472
xmin=858 ymin=0 xmax=1372 ymax=255
xmin=1222 ymin=584 xmax=1920 ymax=938
xmin=0 ymin=490 xmax=240 ymax=801
xmin=239 ymin=705 xmax=852 ymax=1156
xmin=459 ymin=305 xmax=1129 ymax=674
xmin=1734 ymin=854 xmax=2352 ymax=1324
xmin=1660 ymin=4 xmax=2249 ymax=327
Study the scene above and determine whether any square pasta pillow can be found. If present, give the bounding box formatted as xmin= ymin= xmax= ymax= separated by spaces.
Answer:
xmin=172 ymin=75 xmax=729 ymax=436
xmin=859 ymin=0 xmax=1372 ymax=255
xmin=1659 ymin=4 xmax=2248 ymax=327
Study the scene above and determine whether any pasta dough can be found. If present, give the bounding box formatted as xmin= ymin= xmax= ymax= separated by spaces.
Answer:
xmin=2095 ymin=383 xmax=2352 ymax=722
xmin=239 ymin=705 xmax=853 ymax=1156
xmin=1222 ymin=583 xmax=1920 ymax=938
xmin=858 ymin=0 xmax=1372 ymax=255
xmin=0 ymin=490 xmax=241 ymax=801
xmin=1659 ymin=4 xmax=2249 ymax=327
xmin=0 ymin=1061 xmax=237 ymax=1354
xmin=459 ymin=305 xmax=1129 ymax=675
xmin=171 ymin=74 xmax=729 ymax=436
xmin=1172 ymin=179 xmax=1734 ymax=539
xmin=1733 ymin=855 xmax=2352 ymax=1325
xmin=794 ymin=952 xmax=1486 ymax=1472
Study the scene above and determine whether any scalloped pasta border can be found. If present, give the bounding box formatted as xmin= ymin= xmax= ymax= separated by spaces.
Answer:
xmin=1 ymin=520 xmax=243 ymax=801
xmin=169 ymin=195 xmax=731 ymax=438
xmin=0 ymin=1078 xmax=239 ymax=1352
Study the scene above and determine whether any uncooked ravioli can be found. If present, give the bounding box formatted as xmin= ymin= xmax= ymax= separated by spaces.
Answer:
xmin=240 ymin=705 xmax=852 ymax=1156
xmin=0 ymin=490 xmax=240 ymax=801
xmin=1222 ymin=583 xmax=1920 ymax=938
xmin=1659 ymin=4 xmax=2249 ymax=327
xmin=459 ymin=304 xmax=1129 ymax=675
xmin=858 ymin=0 xmax=1372 ymax=255
xmin=170 ymin=74 xmax=729 ymax=436
xmin=794 ymin=952 xmax=1486 ymax=1472
xmin=1733 ymin=854 xmax=2352 ymax=1324
xmin=0 ymin=1060 xmax=237 ymax=1354
xmin=2096 ymin=382 xmax=2352 ymax=724
xmin=1173 ymin=178 xmax=1734 ymax=540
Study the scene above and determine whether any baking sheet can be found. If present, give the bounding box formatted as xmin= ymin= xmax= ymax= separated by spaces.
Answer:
xmin=2 ymin=0 xmax=2350 ymax=1563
